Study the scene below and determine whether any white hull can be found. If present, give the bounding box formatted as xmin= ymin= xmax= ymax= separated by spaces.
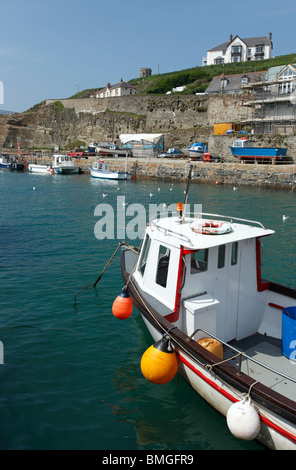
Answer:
xmin=90 ymin=169 xmax=129 ymax=180
xmin=142 ymin=314 xmax=296 ymax=450
xmin=28 ymin=164 xmax=53 ymax=174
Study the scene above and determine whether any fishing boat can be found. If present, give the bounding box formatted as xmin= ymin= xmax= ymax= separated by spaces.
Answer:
xmin=116 ymin=166 xmax=296 ymax=450
xmin=158 ymin=148 xmax=186 ymax=159
xmin=0 ymin=154 xmax=11 ymax=169
xmin=28 ymin=163 xmax=54 ymax=174
xmin=186 ymin=142 xmax=207 ymax=160
xmin=90 ymin=161 xmax=131 ymax=180
xmin=229 ymin=138 xmax=287 ymax=162
xmin=52 ymin=154 xmax=79 ymax=174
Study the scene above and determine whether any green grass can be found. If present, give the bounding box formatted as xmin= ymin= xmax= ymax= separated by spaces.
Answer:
xmin=63 ymin=52 xmax=296 ymax=99
xmin=129 ymin=52 xmax=296 ymax=95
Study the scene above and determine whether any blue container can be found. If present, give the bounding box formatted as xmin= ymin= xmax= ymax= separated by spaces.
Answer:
xmin=282 ymin=307 xmax=296 ymax=360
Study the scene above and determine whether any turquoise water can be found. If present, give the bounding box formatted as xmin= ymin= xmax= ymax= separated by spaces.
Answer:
xmin=0 ymin=170 xmax=295 ymax=450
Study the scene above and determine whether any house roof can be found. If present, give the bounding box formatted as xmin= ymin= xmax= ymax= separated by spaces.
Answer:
xmin=208 ymin=35 xmax=272 ymax=52
xmin=98 ymin=79 xmax=137 ymax=94
xmin=205 ymin=71 xmax=267 ymax=94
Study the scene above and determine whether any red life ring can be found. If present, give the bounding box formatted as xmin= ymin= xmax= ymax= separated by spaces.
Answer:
xmin=190 ymin=219 xmax=232 ymax=235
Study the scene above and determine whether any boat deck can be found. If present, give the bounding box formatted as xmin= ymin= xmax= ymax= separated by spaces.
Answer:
xmin=226 ymin=335 xmax=296 ymax=402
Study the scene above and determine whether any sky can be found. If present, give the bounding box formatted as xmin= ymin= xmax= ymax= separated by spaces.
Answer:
xmin=1 ymin=0 xmax=296 ymax=113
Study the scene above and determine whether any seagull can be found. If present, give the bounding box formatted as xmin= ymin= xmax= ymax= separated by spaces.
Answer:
xmin=233 ymin=186 xmax=238 ymax=191
xmin=150 ymin=193 xmax=153 ymax=197
xmin=170 ymin=187 xmax=173 ymax=191
xmin=122 ymin=201 xmax=128 ymax=206
xmin=33 ymin=186 xmax=36 ymax=190
xmin=102 ymin=193 xmax=108 ymax=198
xmin=282 ymin=215 xmax=289 ymax=222
xmin=158 ymin=188 xmax=160 ymax=191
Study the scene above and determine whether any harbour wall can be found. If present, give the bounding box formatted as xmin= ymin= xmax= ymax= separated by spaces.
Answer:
xmin=32 ymin=155 xmax=296 ymax=190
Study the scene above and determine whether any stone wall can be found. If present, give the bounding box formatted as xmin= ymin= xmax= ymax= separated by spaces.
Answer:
xmin=31 ymin=155 xmax=296 ymax=190
xmin=1 ymin=94 xmax=296 ymax=161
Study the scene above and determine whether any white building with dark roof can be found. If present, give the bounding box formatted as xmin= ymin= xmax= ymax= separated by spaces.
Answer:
xmin=95 ymin=79 xmax=138 ymax=98
xmin=203 ymin=33 xmax=273 ymax=66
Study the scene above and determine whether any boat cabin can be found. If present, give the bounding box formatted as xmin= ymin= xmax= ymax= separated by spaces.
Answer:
xmin=232 ymin=138 xmax=253 ymax=148
xmin=52 ymin=154 xmax=75 ymax=167
xmin=133 ymin=213 xmax=275 ymax=344
xmin=92 ymin=161 xmax=110 ymax=172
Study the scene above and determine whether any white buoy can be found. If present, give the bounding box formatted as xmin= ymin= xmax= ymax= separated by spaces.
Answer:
xmin=226 ymin=397 xmax=260 ymax=441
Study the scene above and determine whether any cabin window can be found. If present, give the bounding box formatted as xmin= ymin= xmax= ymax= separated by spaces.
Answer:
xmin=231 ymin=242 xmax=238 ymax=265
xmin=156 ymin=245 xmax=171 ymax=288
xmin=138 ymin=235 xmax=151 ymax=276
xmin=218 ymin=245 xmax=225 ymax=269
xmin=190 ymin=249 xmax=208 ymax=274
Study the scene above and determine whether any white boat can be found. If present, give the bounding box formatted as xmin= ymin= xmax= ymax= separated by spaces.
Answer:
xmin=117 ymin=166 xmax=296 ymax=450
xmin=186 ymin=142 xmax=207 ymax=160
xmin=52 ymin=154 xmax=79 ymax=174
xmin=90 ymin=161 xmax=131 ymax=180
xmin=28 ymin=164 xmax=54 ymax=174
xmin=0 ymin=154 xmax=11 ymax=169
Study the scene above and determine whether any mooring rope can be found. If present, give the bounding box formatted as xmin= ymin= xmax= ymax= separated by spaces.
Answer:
xmin=74 ymin=240 xmax=139 ymax=308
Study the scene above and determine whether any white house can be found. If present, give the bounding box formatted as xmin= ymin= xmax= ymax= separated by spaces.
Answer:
xmin=204 ymin=33 xmax=273 ymax=66
xmin=94 ymin=79 xmax=138 ymax=98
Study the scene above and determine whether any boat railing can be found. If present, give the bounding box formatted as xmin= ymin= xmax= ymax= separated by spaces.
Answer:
xmin=149 ymin=210 xmax=266 ymax=230
xmin=192 ymin=212 xmax=266 ymax=229
xmin=149 ymin=217 xmax=194 ymax=246
xmin=189 ymin=328 xmax=296 ymax=385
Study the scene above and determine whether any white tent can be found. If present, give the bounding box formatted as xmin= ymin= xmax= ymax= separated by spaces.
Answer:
xmin=119 ymin=133 xmax=163 ymax=144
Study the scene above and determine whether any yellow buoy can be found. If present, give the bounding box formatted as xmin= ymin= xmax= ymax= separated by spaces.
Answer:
xmin=140 ymin=335 xmax=178 ymax=384
xmin=112 ymin=288 xmax=133 ymax=320
xmin=198 ymin=337 xmax=223 ymax=359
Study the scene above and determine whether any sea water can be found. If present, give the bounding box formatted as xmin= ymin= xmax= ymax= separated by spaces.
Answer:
xmin=0 ymin=169 xmax=295 ymax=451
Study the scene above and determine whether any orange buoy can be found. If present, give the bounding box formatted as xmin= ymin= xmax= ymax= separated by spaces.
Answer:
xmin=112 ymin=288 xmax=133 ymax=320
xmin=140 ymin=335 xmax=178 ymax=384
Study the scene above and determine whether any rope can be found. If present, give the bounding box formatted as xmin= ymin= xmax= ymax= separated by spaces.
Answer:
xmin=74 ymin=240 xmax=140 ymax=308
xmin=205 ymin=352 xmax=242 ymax=371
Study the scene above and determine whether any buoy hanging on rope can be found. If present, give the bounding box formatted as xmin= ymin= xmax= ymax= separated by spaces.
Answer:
xmin=112 ymin=288 xmax=133 ymax=320
xmin=226 ymin=396 xmax=260 ymax=441
xmin=140 ymin=335 xmax=178 ymax=384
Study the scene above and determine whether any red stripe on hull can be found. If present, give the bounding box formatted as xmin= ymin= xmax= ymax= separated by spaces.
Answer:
xmin=177 ymin=351 xmax=296 ymax=445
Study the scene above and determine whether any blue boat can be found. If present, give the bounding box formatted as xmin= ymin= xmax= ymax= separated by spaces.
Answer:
xmin=229 ymin=138 xmax=287 ymax=162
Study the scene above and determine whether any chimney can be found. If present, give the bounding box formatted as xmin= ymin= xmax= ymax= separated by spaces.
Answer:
xmin=230 ymin=34 xmax=233 ymax=42
xmin=269 ymin=32 xmax=272 ymax=40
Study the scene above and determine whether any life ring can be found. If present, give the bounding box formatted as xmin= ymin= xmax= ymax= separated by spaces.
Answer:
xmin=190 ymin=219 xmax=232 ymax=235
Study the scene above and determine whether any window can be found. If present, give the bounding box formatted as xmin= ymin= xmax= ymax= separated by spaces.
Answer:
xmin=241 ymin=76 xmax=249 ymax=85
xmin=231 ymin=242 xmax=238 ymax=265
xmin=156 ymin=245 xmax=171 ymax=287
xmin=218 ymin=245 xmax=225 ymax=269
xmin=191 ymin=249 xmax=208 ymax=274
xmin=232 ymin=46 xmax=242 ymax=53
xmin=138 ymin=235 xmax=151 ymax=276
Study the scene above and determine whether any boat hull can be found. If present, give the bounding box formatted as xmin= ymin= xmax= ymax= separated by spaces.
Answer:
xmin=53 ymin=167 xmax=79 ymax=174
xmin=90 ymin=168 xmax=130 ymax=180
xmin=0 ymin=162 xmax=11 ymax=169
xmin=229 ymin=147 xmax=287 ymax=161
xmin=120 ymin=246 xmax=296 ymax=450
xmin=28 ymin=164 xmax=54 ymax=174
